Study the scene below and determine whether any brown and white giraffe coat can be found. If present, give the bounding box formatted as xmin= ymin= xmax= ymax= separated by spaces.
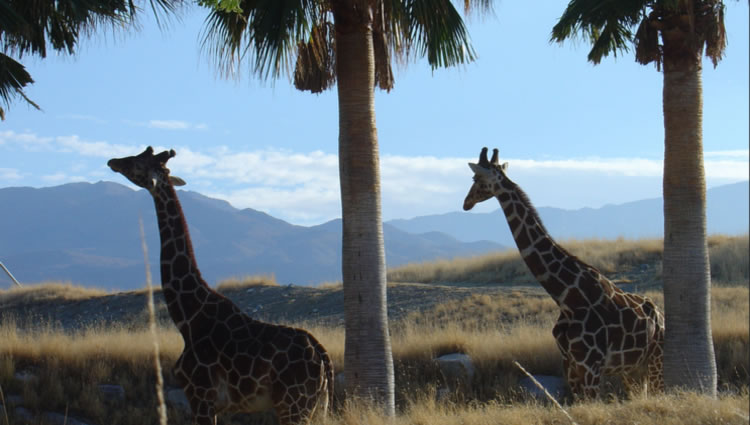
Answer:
xmin=463 ymin=147 xmax=664 ymax=399
xmin=108 ymin=147 xmax=333 ymax=425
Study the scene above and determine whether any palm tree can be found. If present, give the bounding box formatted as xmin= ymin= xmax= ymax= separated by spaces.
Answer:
xmin=202 ymin=0 xmax=490 ymax=413
xmin=0 ymin=0 xmax=183 ymax=120
xmin=551 ymin=0 xmax=727 ymax=396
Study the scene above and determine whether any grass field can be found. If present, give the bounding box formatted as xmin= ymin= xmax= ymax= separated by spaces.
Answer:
xmin=387 ymin=234 xmax=749 ymax=287
xmin=0 ymin=236 xmax=747 ymax=424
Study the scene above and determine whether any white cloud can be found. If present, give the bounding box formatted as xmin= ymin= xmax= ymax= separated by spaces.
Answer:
xmin=147 ymin=120 xmax=208 ymax=131
xmin=56 ymin=135 xmax=134 ymax=158
xmin=41 ymin=173 xmax=69 ymax=183
xmin=0 ymin=130 xmax=747 ymax=225
xmin=59 ymin=114 xmax=107 ymax=124
xmin=705 ymin=149 xmax=749 ymax=159
xmin=0 ymin=168 xmax=22 ymax=181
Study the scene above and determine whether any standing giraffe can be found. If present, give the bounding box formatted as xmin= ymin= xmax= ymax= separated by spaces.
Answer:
xmin=108 ymin=147 xmax=333 ymax=425
xmin=463 ymin=147 xmax=664 ymax=399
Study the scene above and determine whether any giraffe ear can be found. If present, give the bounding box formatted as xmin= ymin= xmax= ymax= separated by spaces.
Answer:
xmin=501 ymin=162 xmax=509 ymax=171
xmin=170 ymin=176 xmax=186 ymax=186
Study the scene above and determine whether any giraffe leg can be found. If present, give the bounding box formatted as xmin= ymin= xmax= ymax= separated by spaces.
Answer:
xmin=622 ymin=370 xmax=646 ymax=398
xmin=647 ymin=354 xmax=664 ymax=394
xmin=567 ymin=360 xmax=600 ymax=400
xmin=275 ymin=401 xmax=309 ymax=425
xmin=190 ymin=400 xmax=217 ymax=425
xmin=564 ymin=358 xmax=586 ymax=400
xmin=581 ymin=367 xmax=601 ymax=399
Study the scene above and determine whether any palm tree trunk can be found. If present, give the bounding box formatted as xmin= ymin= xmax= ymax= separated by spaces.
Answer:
xmin=661 ymin=49 xmax=717 ymax=396
xmin=333 ymin=4 xmax=395 ymax=415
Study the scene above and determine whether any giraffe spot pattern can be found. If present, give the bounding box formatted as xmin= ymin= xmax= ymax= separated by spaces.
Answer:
xmin=462 ymin=159 xmax=664 ymax=400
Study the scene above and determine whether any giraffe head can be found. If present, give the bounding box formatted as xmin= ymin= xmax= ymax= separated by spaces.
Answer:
xmin=463 ymin=147 xmax=509 ymax=211
xmin=108 ymin=146 xmax=186 ymax=192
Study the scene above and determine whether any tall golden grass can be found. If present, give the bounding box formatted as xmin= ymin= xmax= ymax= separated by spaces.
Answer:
xmin=0 ymin=236 xmax=747 ymax=424
xmin=388 ymin=234 xmax=749 ymax=286
xmin=0 ymin=284 xmax=746 ymax=424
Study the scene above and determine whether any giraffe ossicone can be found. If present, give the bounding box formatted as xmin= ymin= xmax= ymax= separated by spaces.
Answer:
xmin=108 ymin=146 xmax=333 ymax=425
xmin=463 ymin=147 xmax=664 ymax=399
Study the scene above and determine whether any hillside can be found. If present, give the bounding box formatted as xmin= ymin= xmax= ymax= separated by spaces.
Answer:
xmin=0 ymin=182 xmax=502 ymax=290
xmin=388 ymin=181 xmax=750 ymax=245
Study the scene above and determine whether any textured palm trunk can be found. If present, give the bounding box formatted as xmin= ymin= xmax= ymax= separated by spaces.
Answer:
xmin=661 ymin=42 xmax=717 ymax=395
xmin=333 ymin=3 xmax=395 ymax=415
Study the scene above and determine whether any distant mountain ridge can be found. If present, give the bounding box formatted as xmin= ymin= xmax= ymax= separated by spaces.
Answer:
xmin=387 ymin=181 xmax=749 ymax=246
xmin=1 ymin=181 xmax=746 ymax=290
xmin=0 ymin=182 xmax=502 ymax=290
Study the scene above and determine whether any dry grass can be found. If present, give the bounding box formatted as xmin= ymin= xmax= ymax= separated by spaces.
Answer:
xmin=388 ymin=235 xmax=749 ymax=286
xmin=0 ymin=236 xmax=747 ymax=424
xmin=0 ymin=281 xmax=108 ymax=307
xmin=215 ymin=274 xmax=279 ymax=292
xmin=0 ymin=283 xmax=746 ymax=424
xmin=329 ymin=390 xmax=749 ymax=425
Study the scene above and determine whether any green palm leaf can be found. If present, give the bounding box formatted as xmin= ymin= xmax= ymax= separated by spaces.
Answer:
xmin=202 ymin=0 xmax=324 ymax=80
xmin=0 ymin=52 xmax=38 ymax=120
xmin=551 ymin=0 xmax=649 ymax=63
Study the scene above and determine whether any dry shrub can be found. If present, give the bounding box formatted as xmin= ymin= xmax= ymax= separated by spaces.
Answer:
xmin=215 ymin=274 xmax=279 ymax=292
xmin=0 ymin=281 xmax=108 ymax=307
xmin=325 ymin=390 xmax=748 ymax=425
xmin=388 ymin=235 xmax=749 ymax=285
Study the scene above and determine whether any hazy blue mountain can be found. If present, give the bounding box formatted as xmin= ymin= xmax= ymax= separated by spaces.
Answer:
xmin=0 ymin=182 xmax=503 ymax=290
xmin=388 ymin=181 xmax=749 ymax=246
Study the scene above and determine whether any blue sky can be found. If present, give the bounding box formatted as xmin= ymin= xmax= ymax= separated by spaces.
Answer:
xmin=1 ymin=1 xmax=748 ymax=226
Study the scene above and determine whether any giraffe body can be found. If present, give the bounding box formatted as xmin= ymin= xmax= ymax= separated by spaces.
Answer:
xmin=463 ymin=147 xmax=664 ymax=399
xmin=109 ymin=147 xmax=332 ymax=425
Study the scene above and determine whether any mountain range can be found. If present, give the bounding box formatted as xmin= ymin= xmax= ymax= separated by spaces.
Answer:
xmin=0 ymin=182 xmax=501 ymax=290
xmin=389 ymin=181 xmax=749 ymax=246
xmin=0 ymin=181 xmax=746 ymax=290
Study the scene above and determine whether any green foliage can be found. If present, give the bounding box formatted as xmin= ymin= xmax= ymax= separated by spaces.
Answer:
xmin=552 ymin=0 xmax=729 ymax=67
xmin=551 ymin=0 xmax=649 ymax=64
xmin=198 ymin=0 xmax=242 ymax=13
xmin=201 ymin=0 xmax=487 ymax=92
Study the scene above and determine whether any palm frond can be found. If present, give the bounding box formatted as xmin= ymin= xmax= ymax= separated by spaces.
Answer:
xmin=462 ymin=0 xmax=493 ymax=14
xmin=704 ymin=1 xmax=726 ymax=67
xmin=634 ymin=12 xmax=661 ymax=69
xmin=0 ymin=52 xmax=39 ymax=120
xmin=294 ymin=22 xmax=336 ymax=93
xmin=552 ymin=0 xmax=650 ymax=64
xmin=373 ymin=1 xmax=395 ymax=91
xmin=201 ymin=0 xmax=323 ymax=81
xmin=399 ymin=0 xmax=477 ymax=69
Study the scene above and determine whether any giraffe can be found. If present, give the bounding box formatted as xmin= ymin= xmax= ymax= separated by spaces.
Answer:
xmin=463 ymin=147 xmax=664 ymax=399
xmin=108 ymin=147 xmax=333 ymax=425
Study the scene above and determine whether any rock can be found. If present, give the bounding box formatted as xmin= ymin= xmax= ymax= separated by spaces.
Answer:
xmin=98 ymin=384 xmax=125 ymax=402
xmin=44 ymin=412 xmax=94 ymax=425
xmin=166 ymin=388 xmax=191 ymax=413
xmin=518 ymin=375 xmax=567 ymax=402
xmin=434 ymin=353 xmax=474 ymax=394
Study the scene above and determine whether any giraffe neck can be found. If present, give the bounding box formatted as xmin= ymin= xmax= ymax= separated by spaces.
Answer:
xmin=495 ymin=178 xmax=596 ymax=305
xmin=151 ymin=182 xmax=211 ymax=332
